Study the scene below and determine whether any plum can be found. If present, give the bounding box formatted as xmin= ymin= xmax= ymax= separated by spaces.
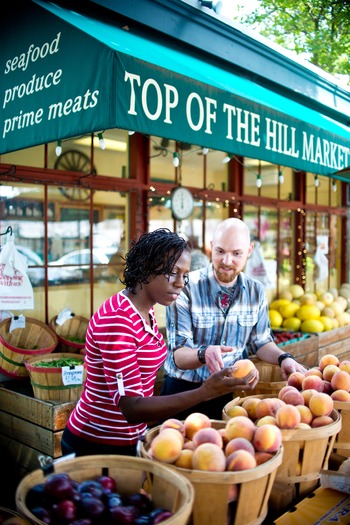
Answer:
xmin=52 ymin=500 xmax=77 ymax=522
xmin=78 ymin=480 xmax=104 ymax=499
xmin=124 ymin=493 xmax=153 ymax=514
xmin=109 ymin=505 xmax=140 ymax=524
xmin=44 ymin=473 xmax=75 ymax=501
xmin=79 ymin=495 xmax=106 ymax=521
xmin=30 ymin=507 xmax=52 ymax=524
xmin=149 ymin=509 xmax=173 ymax=524
xmin=96 ymin=475 xmax=117 ymax=493
xmin=26 ymin=483 xmax=47 ymax=509
xmin=105 ymin=492 xmax=124 ymax=509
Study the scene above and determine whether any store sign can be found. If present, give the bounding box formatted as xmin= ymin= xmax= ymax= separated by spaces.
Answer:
xmin=1 ymin=1 xmax=349 ymax=177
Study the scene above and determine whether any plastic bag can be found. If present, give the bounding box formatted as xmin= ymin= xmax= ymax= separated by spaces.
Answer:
xmin=314 ymin=246 xmax=329 ymax=282
xmin=244 ymin=241 xmax=273 ymax=288
xmin=0 ymin=235 xmax=34 ymax=309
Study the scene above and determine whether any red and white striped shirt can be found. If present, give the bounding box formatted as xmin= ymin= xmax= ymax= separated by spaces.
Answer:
xmin=67 ymin=291 xmax=167 ymax=446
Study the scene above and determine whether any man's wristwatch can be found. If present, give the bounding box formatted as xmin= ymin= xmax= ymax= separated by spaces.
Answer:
xmin=278 ymin=353 xmax=296 ymax=367
xmin=197 ymin=347 xmax=207 ymax=364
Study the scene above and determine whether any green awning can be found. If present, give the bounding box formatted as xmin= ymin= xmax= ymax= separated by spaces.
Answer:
xmin=1 ymin=0 xmax=350 ymax=179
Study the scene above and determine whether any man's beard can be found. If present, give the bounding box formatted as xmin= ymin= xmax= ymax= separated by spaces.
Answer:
xmin=215 ymin=266 xmax=236 ymax=284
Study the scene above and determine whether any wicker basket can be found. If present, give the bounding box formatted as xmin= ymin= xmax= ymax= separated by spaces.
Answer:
xmin=24 ymin=352 xmax=86 ymax=402
xmin=223 ymin=395 xmax=342 ymax=499
xmin=0 ymin=505 xmax=30 ymax=524
xmin=0 ymin=317 xmax=58 ymax=379
xmin=15 ymin=455 xmax=194 ymax=525
xmin=50 ymin=315 xmax=88 ymax=354
xmin=234 ymin=357 xmax=287 ymax=398
xmin=140 ymin=420 xmax=283 ymax=525
xmin=332 ymin=399 xmax=350 ymax=457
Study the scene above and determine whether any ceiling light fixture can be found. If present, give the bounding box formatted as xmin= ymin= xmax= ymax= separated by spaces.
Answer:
xmin=55 ymin=140 xmax=62 ymax=156
xmin=199 ymin=0 xmax=223 ymax=14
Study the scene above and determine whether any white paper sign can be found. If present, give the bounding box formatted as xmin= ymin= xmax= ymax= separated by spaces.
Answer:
xmin=10 ymin=314 xmax=26 ymax=333
xmin=61 ymin=365 xmax=84 ymax=386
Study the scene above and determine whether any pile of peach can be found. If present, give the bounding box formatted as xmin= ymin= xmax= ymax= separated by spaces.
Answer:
xmin=148 ymin=411 xmax=282 ymax=473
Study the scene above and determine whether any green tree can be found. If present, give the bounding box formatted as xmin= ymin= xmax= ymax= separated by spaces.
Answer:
xmin=235 ymin=0 xmax=350 ymax=78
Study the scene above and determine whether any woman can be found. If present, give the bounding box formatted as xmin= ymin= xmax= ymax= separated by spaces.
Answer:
xmin=61 ymin=228 xmax=258 ymax=457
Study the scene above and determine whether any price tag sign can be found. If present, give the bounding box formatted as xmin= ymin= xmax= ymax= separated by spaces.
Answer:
xmin=10 ymin=314 xmax=26 ymax=332
xmin=62 ymin=365 xmax=84 ymax=385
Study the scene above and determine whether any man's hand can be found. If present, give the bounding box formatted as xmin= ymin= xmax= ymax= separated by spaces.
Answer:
xmin=204 ymin=345 xmax=234 ymax=373
xmin=280 ymin=358 xmax=307 ymax=381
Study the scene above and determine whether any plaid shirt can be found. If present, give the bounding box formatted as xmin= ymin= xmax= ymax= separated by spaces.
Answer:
xmin=164 ymin=264 xmax=274 ymax=382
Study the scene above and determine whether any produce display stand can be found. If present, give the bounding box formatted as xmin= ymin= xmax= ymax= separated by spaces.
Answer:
xmin=273 ymin=331 xmax=319 ymax=367
xmin=0 ymin=378 xmax=76 ymax=478
xmin=317 ymin=324 xmax=350 ymax=363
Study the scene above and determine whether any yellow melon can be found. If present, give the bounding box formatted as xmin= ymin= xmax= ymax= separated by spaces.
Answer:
xmin=334 ymin=296 xmax=348 ymax=312
xmin=279 ymin=303 xmax=300 ymax=319
xmin=289 ymin=284 xmax=305 ymax=299
xmin=296 ymin=304 xmax=321 ymax=321
xmin=319 ymin=292 xmax=334 ymax=306
xmin=300 ymin=319 xmax=324 ymax=333
xmin=322 ymin=306 xmax=335 ymax=319
xmin=282 ymin=317 xmax=301 ymax=331
xmin=269 ymin=299 xmax=291 ymax=311
xmin=300 ymin=292 xmax=317 ymax=305
xmin=330 ymin=301 xmax=344 ymax=317
xmin=269 ymin=309 xmax=283 ymax=328
xmin=278 ymin=289 xmax=293 ymax=302
xmin=319 ymin=316 xmax=334 ymax=331
xmin=336 ymin=312 xmax=350 ymax=327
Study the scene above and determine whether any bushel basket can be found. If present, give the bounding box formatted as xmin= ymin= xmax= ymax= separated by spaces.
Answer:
xmin=0 ymin=317 xmax=58 ymax=379
xmin=50 ymin=314 xmax=88 ymax=354
xmin=16 ymin=454 xmax=194 ymax=525
xmin=24 ymin=352 xmax=86 ymax=402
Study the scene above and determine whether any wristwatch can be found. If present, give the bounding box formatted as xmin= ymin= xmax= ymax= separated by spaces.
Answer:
xmin=197 ymin=347 xmax=207 ymax=364
xmin=278 ymin=353 xmax=296 ymax=367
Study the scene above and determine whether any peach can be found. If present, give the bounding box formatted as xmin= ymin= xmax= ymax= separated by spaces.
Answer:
xmin=192 ymin=427 xmax=223 ymax=449
xmin=225 ymin=437 xmax=255 ymax=457
xmin=225 ymin=415 xmax=256 ymax=441
xmin=309 ymin=392 xmax=334 ymax=417
xmin=252 ymin=423 xmax=282 ymax=452
xmin=295 ymin=404 xmax=313 ymax=425
xmin=183 ymin=440 xmax=195 ymax=451
xmin=287 ymin=372 xmax=305 ymax=390
xmin=339 ymin=360 xmax=350 ymax=374
xmin=256 ymin=415 xmax=278 ymax=426
xmin=331 ymin=389 xmax=350 ymax=402
xmin=311 ymin=415 xmax=334 ymax=428
xmin=275 ymin=404 xmax=301 ymax=429
xmin=322 ymin=380 xmax=333 ymax=395
xmin=184 ymin=412 xmax=211 ymax=440
xmin=331 ymin=371 xmax=350 ymax=392
xmin=231 ymin=359 xmax=257 ymax=382
xmin=322 ymin=364 xmax=340 ymax=383
xmin=282 ymin=389 xmax=305 ymax=406
xmin=174 ymin=449 xmax=193 ymax=469
xmin=296 ymin=422 xmax=311 ymax=429
xmin=278 ymin=385 xmax=298 ymax=400
xmin=225 ymin=405 xmax=249 ymax=418
xmin=150 ymin=428 xmax=183 ymax=463
xmin=159 ymin=418 xmax=185 ymax=437
xmin=255 ymin=451 xmax=274 ymax=465
xmin=319 ymin=354 xmax=339 ymax=371
xmin=228 ymin=483 xmax=238 ymax=502
xmin=255 ymin=397 xmax=282 ymax=419
xmin=192 ymin=442 xmax=226 ymax=471
xmin=301 ymin=388 xmax=318 ymax=406
xmin=301 ymin=374 xmax=324 ymax=392
xmin=304 ymin=368 xmax=323 ymax=379
xmin=241 ymin=397 xmax=263 ymax=420
xmin=226 ymin=449 xmax=257 ymax=471
xmin=218 ymin=428 xmax=229 ymax=447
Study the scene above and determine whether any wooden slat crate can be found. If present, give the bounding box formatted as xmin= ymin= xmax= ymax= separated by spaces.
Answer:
xmin=277 ymin=334 xmax=319 ymax=367
xmin=317 ymin=325 xmax=350 ymax=362
xmin=0 ymin=378 xmax=76 ymax=478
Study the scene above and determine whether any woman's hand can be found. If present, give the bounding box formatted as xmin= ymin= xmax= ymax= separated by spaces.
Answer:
xmin=201 ymin=365 xmax=260 ymax=397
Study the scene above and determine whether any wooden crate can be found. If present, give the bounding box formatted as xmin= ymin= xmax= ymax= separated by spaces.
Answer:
xmin=317 ymin=325 xmax=350 ymax=362
xmin=278 ymin=334 xmax=319 ymax=367
xmin=0 ymin=378 xmax=76 ymax=478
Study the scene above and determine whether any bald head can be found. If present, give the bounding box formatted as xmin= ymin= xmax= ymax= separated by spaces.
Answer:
xmin=211 ymin=218 xmax=253 ymax=285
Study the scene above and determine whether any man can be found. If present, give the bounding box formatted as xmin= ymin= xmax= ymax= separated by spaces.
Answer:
xmin=160 ymin=218 xmax=307 ymax=420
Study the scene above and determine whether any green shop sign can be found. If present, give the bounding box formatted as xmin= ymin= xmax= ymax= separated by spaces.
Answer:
xmin=1 ymin=0 xmax=350 ymax=179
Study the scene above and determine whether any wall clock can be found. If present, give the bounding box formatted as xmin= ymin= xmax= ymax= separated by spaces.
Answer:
xmin=54 ymin=149 xmax=96 ymax=201
xmin=171 ymin=187 xmax=194 ymax=220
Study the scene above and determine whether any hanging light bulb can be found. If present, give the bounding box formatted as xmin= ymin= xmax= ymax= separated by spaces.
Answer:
xmin=172 ymin=152 xmax=179 ymax=167
xmin=314 ymin=175 xmax=319 ymax=188
xmin=128 ymin=130 xmax=135 ymax=135
xmin=256 ymin=174 xmax=262 ymax=188
xmin=202 ymin=147 xmax=209 ymax=155
xmin=332 ymin=179 xmax=337 ymax=192
xmin=222 ymin=154 xmax=233 ymax=164
xmin=278 ymin=170 xmax=284 ymax=184
xmin=55 ymin=140 xmax=62 ymax=156
xmin=97 ymin=133 xmax=106 ymax=150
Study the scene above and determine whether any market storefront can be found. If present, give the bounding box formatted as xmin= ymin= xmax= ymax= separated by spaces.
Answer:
xmin=1 ymin=0 xmax=350 ymax=327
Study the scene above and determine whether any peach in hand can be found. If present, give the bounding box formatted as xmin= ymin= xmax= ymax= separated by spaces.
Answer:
xmin=231 ymin=359 xmax=257 ymax=382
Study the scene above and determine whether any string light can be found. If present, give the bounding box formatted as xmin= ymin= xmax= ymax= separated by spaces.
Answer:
xmin=278 ymin=170 xmax=284 ymax=184
xmin=314 ymin=175 xmax=319 ymax=188
xmin=332 ymin=179 xmax=337 ymax=192
xmin=97 ymin=133 xmax=106 ymax=150
xmin=202 ymin=147 xmax=209 ymax=155
xmin=256 ymin=174 xmax=262 ymax=188
xmin=172 ymin=152 xmax=179 ymax=167
xmin=128 ymin=130 xmax=135 ymax=135
xmin=222 ymin=154 xmax=233 ymax=164
xmin=55 ymin=140 xmax=62 ymax=156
